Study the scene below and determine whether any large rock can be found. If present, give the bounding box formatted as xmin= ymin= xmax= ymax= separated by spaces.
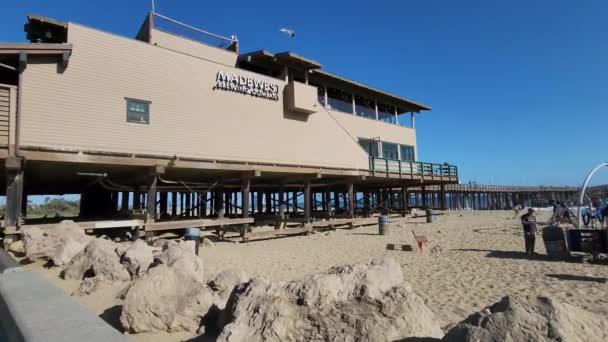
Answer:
xmin=61 ymin=239 xmax=130 ymax=295
xmin=119 ymin=240 xmax=156 ymax=277
xmin=218 ymin=258 xmax=443 ymax=342
xmin=443 ymin=295 xmax=608 ymax=342
xmin=120 ymin=241 xmax=214 ymax=333
xmin=155 ymin=240 xmax=204 ymax=282
xmin=22 ymin=220 xmax=90 ymax=262
xmin=208 ymin=269 xmax=249 ymax=308
xmin=51 ymin=236 xmax=90 ymax=266
xmin=8 ymin=240 xmax=25 ymax=255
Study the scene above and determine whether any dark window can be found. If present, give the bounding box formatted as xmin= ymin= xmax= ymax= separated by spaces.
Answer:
xmin=382 ymin=142 xmax=398 ymax=160
xmin=126 ymin=98 xmax=150 ymax=124
xmin=400 ymin=145 xmax=415 ymax=161
xmin=358 ymin=138 xmax=379 ymax=157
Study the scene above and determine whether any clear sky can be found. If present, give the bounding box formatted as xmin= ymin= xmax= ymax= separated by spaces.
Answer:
xmin=1 ymin=0 xmax=607 ymax=186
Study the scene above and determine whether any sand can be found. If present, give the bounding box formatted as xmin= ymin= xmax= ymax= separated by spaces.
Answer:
xmin=24 ymin=210 xmax=608 ymax=341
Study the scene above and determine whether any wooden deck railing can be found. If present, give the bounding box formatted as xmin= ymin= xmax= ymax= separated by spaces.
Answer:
xmin=370 ymin=157 xmax=458 ymax=179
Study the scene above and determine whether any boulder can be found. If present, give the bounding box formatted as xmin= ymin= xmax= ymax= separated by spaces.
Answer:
xmin=8 ymin=240 xmax=25 ymax=255
xmin=119 ymin=240 xmax=156 ymax=277
xmin=202 ymin=237 xmax=215 ymax=248
xmin=443 ymin=295 xmax=608 ymax=342
xmin=51 ymin=237 xmax=89 ymax=266
xmin=22 ymin=220 xmax=90 ymax=261
xmin=155 ymin=240 xmax=204 ymax=282
xmin=120 ymin=241 xmax=215 ymax=333
xmin=208 ymin=269 xmax=249 ymax=307
xmin=61 ymin=239 xmax=130 ymax=295
xmin=218 ymin=258 xmax=443 ymax=342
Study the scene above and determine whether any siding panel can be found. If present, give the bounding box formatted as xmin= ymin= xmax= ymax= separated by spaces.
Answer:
xmin=0 ymin=86 xmax=10 ymax=145
xmin=20 ymin=23 xmax=371 ymax=170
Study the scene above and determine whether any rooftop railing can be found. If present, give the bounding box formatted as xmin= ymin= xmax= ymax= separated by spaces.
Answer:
xmin=370 ymin=157 xmax=458 ymax=179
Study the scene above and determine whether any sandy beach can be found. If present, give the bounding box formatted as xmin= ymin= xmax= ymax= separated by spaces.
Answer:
xmin=24 ymin=210 xmax=608 ymax=341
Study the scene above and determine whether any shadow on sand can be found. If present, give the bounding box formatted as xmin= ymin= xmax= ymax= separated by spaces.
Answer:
xmin=452 ymin=249 xmax=585 ymax=263
xmin=545 ymin=273 xmax=608 ymax=283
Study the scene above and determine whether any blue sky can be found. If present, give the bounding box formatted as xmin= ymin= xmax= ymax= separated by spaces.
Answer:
xmin=1 ymin=0 xmax=607 ymax=186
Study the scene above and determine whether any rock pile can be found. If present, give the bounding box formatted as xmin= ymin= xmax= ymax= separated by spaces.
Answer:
xmin=21 ymin=220 xmax=91 ymax=264
xmin=61 ymin=239 xmax=130 ymax=295
xmin=217 ymin=258 xmax=443 ymax=342
xmin=443 ymin=295 xmax=608 ymax=342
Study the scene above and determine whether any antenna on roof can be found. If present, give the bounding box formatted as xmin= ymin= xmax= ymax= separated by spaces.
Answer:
xmin=151 ymin=0 xmax=156 ymax=13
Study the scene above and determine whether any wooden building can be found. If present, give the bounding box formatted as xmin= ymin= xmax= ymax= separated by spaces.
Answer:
xmin=0 ymin=13 xmax=458 ymax=244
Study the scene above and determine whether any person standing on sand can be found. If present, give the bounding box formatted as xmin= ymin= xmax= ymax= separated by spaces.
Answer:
xmin=520 ymin=208 xmax=538 ymax=255
xmin=513 ymin=204 xmax=521 ymax=219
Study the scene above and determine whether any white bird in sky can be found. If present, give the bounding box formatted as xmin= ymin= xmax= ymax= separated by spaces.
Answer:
xmin=279 ymin=28 xmax=295 ymax=38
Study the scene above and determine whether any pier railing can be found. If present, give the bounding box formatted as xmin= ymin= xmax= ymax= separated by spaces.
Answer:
xmin=370 ymin=157 xmax=458 ymax=179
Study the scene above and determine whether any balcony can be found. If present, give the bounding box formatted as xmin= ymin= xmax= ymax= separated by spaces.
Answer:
xmin=370 ymin=157 xmax=458 ymax=181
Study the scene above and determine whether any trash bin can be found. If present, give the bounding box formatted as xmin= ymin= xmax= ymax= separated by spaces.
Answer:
xmin=184 ymin=227 xmax=201 ymax=255
xmin=425 ymin=209 xmax=435 ymax=223
xmin=542 ymin=225 xmax=568 ymax=258
xmin=378 ymin=215 xmax=390 ymax=235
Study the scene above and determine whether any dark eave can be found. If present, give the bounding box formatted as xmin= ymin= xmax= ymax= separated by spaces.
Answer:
xmin=310 ymin=69 xmax=431 ymax=112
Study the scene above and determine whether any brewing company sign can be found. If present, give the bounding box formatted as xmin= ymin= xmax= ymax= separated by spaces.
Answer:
xmin=215 ymin=70 xmax=279 ymax=101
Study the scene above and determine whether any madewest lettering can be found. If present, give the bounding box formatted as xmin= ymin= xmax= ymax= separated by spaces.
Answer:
xmin=215 ymin=71 xmax=279 ymax=101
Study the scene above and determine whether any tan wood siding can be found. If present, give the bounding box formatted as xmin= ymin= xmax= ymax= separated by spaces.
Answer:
xmin=330 ymin=109 xmax=418 ymax=160
xmin=20 ymin=23 xmax=371 ymax=170
xmin=0 ymin=86 xmax=11 ymax=146
xmin=150 ymin=28 xmax=237 ymax=67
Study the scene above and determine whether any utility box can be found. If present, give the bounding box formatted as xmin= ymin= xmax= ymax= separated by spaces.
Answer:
xmin=284 ymin=81 xmax=318 ymax=115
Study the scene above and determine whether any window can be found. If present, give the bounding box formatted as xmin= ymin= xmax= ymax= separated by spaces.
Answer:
xmin=358 ymin=138 xmax=379 ymax=157
xmin=126 ymin=98 xmax=150 ymax=124
xmin=400 ymin=145 xmax=415 ymax=161
xmin=382 ymin=142 xmax=398 ymax=160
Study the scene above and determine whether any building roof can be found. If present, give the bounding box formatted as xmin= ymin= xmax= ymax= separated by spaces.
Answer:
xmin=238 ymin=50 xmax=430 ymax=113
xmin=310 ymin=69 xmax=431 ymax=112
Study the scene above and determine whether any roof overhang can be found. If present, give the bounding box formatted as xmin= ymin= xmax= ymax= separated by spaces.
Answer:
xmin=238 ymin=50 xmax=321 ymax=71
xmin=310 ymin=69 xmax=431 ymax=112
xmin=0 ymin=43 xmax=72 ymax=55
xmin=0 ymin=43 xmax=73 ymax=70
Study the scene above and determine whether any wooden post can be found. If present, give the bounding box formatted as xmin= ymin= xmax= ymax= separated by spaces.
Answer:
xmin=421 ymin=186 xmax=427 ymax=209
xmin=265 ymin=190 xmax=272 ymax=214
xmin=402 ymin=187 xmax=408 ymax=215
xmin=4 ymin=157 xmax=23 ymax=248
xmin=241 ymin=178 xmax=251 ymax=240
xmin=121 ymin=191 xmax=130 ymax=211
xmin=146 ymin=175 xmax=157 ymax=222
xmin=214 ymin=187 xmax=224 ymax=218
xmin=347 ymin=181 xmax=355 ymax=218
xmin=159 ymin=192 xmax=167 ymax=216
xmin=304 ymin=180 xmax=311 ymax=223
xmin=325 ymin=188 xmax=333 ymax=217
xmin=144 ymin=170 xmax=159 ymax=243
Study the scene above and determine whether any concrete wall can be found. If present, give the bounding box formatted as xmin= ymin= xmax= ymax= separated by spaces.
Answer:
xmin=20 ymin=23 xmax=371 ymax=170
xmin=150 ymin=28 xmax=238 ymax=67
xmin=0 ymin=250 xmax=127 ymax=342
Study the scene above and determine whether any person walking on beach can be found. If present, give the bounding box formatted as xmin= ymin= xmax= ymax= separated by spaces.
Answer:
xmin=520 ymin=208 xmax=538 ymax=255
